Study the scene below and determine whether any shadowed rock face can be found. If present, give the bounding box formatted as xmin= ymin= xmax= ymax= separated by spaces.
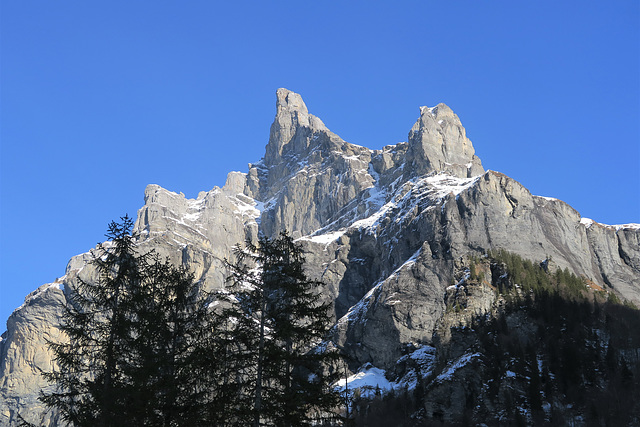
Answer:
xmin=2 ymin=89 xmax=638 ymax=425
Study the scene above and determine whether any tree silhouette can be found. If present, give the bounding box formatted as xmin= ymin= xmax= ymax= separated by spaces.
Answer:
xmin=223 ymin=232 xmax=340 ymax=426
xmin=41 ymin=217 xmax=221 ymax=426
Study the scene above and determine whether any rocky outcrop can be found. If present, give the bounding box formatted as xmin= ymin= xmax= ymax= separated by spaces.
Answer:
xmin=251 ymin=88 xmax=377 ymax=239
xmin=133 ymin=178 xmax=261 ymax=291
xmin=329 ymin=171 xmax=640 ymax=367
xmin=0 ymin=283 xmax=66 ymax=426
xmin=581 ymin=220 xmax=640 ymax=302
xmin=1 ymin=89 xmax=638 ymax=425
xmin=405 ymin=103 xmax=484 ymax=178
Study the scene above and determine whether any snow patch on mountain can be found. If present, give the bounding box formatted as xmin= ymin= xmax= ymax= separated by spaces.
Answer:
xmin=615 ymin=223 xmax=640 ymax=230
xmin=335 ymin=345 xmax=437 ymax=397
xmin=300 ymin=230 xmax=345 ymax=246
xmin=336 ymin=247 xmax=423 ymax=330
xmin=335 ymin=364 xmax=395 ymax=397
xmin=580 ymin=218 xmax=595 ymax=229
xmin=580 ymin=217 xmax=640 ymax=231
xmin=435 ymin=352 xmax=481 ymax=383
xmin=182 ymin=197 xmax=206 ymax=222
xmin=396 ymin=345 xmax=437 ymax=389
xmin=350 ymin=173 xmax=480 ymax=235
xmin=338 ymin=280 xmax=384 ymax=327
xmin=231 ymin=194 xmax=262 ymax=219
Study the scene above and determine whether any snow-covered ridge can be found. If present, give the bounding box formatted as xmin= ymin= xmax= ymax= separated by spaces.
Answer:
xmin=435 ymin=352 xmax=481 ymax=383
xmin=300 ymin=172 xmax=481 ymax=254
xmin=423 ymin=173 xmax=481 ymax=200
xmin=533 ymin=195 xmax=559 ymax=202
xmin=580 ymin=217 xmax=640 ymax=231
xmin=350 ymin=173 xmax=481 ymax=233
xmin=615 ymin=223 xmax=640 ymax=230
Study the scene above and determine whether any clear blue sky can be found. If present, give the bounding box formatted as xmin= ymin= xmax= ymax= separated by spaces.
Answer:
xmin=1 ymin=1 xmax=639 ymax=327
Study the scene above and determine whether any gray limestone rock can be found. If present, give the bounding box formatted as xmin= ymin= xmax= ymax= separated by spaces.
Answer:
xmin=256 ymin=88 xmax=376 ymax=238
xmin=0 ymin=283 xmax=66 ymax=426
xmin=1 ymin=88 xmax=638 ymax=425
xmin=405 ymin=103 xmax=484 ymax=178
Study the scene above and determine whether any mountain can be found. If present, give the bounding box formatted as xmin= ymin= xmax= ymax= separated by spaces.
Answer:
xmin=2 ymin=89 xmax=639 ymax=426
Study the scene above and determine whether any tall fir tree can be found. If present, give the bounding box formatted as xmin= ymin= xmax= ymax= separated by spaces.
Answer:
xmin=41 ymin=216 xmax=143 ymax=426
xmin=118 ymin=257 xmax=224 ymax=426
xmin=40 ymin=217 xmax=222 ymax=427
xmin=224 ymin=232 xmax=341 ymax=427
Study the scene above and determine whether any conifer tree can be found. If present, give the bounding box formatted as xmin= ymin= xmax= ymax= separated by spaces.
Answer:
xmin=224 ymin=232 xmax=340 ymax=426
xmin=41 ymin=216 xmax=143 ymax=426
xmin=119 ymin=257 xmax=223 ymax=426
xmin=41 ymin=217 xmax=222 ymax=427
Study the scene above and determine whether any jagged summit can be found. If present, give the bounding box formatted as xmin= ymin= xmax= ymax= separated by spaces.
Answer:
xmin=252 ymin=89 xmax=375 ymax=237
xmin=264 ymin=88 xmax=330 ymax=166
xmin=264 ymin=89 xmax=483 ymax=180
xmin=252 ymin=89 xmax=486 ymax=238
xmin=407 ymin=102 xmax=484 ymax=178
xmin=2 ymin=89 xmax=639 ymax=426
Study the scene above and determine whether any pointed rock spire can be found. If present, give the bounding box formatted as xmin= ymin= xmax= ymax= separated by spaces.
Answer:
xmin=406 ymin=103 xmax=484 ymax=178
xmin=264 ymin=88 xmax=329 ymax=166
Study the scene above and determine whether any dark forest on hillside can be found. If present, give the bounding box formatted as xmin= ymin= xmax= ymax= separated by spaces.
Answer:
xmin=347 ymin=251 xmax=640 ymax=426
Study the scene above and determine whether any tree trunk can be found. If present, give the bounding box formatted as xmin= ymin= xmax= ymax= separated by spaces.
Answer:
xmin=253 ymin=293 xmax=267 ymax=427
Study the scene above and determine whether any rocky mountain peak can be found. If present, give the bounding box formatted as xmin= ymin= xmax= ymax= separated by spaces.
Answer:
xmin=264 ymin=88 xmax=330 ymax=166
xmin=3 ymin=89 xmax=640 ymax=426
xmin=249 ymin=89 xmax=375 ymax=238
xmin=406 ymin=102 xmax=484 ymax=178
xmin=276 ymin=87 xmax=309 ymax=116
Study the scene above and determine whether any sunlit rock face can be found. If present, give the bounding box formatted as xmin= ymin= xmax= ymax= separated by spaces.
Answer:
xmin=405 ymin=103 xmax=484 ymax=179
xmin=2 ymin=89 xmax=639 ymax=425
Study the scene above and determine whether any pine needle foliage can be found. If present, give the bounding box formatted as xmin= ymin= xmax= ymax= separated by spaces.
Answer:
xmin=41 ymin=216 xmax=143 ymax=426
xmin=40 ymin=216 xmax=222 ymax=427
xmin=223 ymin=232 xmax=341 ymax=427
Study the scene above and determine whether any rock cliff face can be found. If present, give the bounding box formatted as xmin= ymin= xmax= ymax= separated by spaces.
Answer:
xmin=1 ymin=89 xmax=639 ymax=425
